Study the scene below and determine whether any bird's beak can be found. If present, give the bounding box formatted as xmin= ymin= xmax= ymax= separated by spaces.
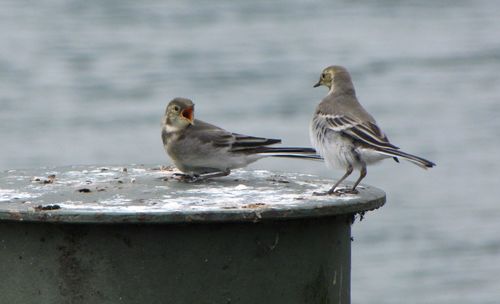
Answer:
xmin=313 ymin=79 xmax=322 ymax=88
xmin=181 ymin=107 xmax=194 ymax=125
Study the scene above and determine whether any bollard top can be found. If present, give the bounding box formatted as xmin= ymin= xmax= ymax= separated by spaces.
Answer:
xmin=0 ymin=165 xmax=385 ymax=224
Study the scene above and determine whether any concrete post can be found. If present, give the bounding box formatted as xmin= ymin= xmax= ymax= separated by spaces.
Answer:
xmin=0 ymin=166 xmax=385 ymax=304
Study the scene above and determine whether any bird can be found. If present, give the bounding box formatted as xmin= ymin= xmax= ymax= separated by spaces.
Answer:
xmin=162 ymin=97 xmax=321 ymax=182
xmin=310 ymin=65 xmax=435 ymax=195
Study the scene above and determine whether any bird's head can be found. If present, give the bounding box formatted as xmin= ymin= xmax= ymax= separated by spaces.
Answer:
xmin=313 ymin=65 xmax=351 ymax=90
xmin=164 ymin=97 xmax=195 ymax=131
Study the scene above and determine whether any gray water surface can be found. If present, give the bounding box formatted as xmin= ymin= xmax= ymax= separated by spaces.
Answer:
xmin=1 ymin=1 xmax=499 ymax=303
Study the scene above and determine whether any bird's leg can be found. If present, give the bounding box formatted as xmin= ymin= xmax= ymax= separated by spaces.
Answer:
xmin=313 ymin=165 xmax=353 ymax=196
xmin=328 ymin=165 xmax=354 ymax=194
xmin=346 ymin=165 xmax=367 ymax=194
xmin=194 ymin=169 xmax=231 ymax=181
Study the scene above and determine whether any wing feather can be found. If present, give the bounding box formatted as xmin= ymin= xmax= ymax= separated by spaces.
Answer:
xmin=318 ymin=113 xmax=399 ymax=150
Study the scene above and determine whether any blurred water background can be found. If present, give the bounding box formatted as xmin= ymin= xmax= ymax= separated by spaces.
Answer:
xmin=1 ymin=0 xmax=499 ymax=303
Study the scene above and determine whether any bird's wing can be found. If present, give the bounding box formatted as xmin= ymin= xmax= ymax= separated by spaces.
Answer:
xmin=318 ymin=113 xmax=399 ymax=150
xmin=229 ymin=133 xmax=281 ymax=151
xmin=187 ymin=120 xmax=281 ymax=152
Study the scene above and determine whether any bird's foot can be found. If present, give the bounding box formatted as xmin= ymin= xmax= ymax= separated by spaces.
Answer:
xmin=313 ymin=188 xmax=359 ymax=196
xmin=331 ymin=188 xmax=359 ymax=195
xmin=171 ymin=173 xmax=200 ymax=183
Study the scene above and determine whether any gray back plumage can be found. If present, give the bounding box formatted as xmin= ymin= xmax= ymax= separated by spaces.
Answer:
xmin=316 ymin=69 xmax=377 ymax=124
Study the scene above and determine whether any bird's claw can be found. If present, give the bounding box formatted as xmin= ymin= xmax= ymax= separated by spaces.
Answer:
xmin=332 ymin=188 xmax=359 ymax=195
xmin=171 ymin=173 xmax=200 ymax=183
xmin=313 ymin=188 xmax=359 ymax=196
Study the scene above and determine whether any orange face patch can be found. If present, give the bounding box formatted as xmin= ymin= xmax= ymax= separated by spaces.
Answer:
xmin=181 ymin=107 xmax=194 ymax=122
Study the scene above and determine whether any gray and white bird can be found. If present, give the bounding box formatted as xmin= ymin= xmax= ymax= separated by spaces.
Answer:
xmin=162 ymin=97 xmax=321 ymax=182
xmin=310 ymin=65 xmax=435 ymax=195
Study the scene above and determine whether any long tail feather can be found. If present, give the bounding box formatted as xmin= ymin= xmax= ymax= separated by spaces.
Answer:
xmin=376 ymin=148 xmax=435 ymax=169
xmin=257 ymin=147 xmax=317 ymax=154
xmin=248 ymin=146 xmax=323 ymax=160
xmin=266 ymin=154 xmax=324 ymax=161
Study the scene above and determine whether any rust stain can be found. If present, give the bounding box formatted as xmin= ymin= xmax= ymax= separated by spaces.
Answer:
xmin=57 ymin=227 xmax=91 ymax=304
xmin=8 ymin=211 xmax=23 ymax=221
xmin=242 ymin=203 xmax=266 ymax=209
xmin=136 ymin=213 xmax=152 ymax=222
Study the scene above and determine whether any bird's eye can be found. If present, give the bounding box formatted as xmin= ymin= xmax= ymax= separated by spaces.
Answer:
xmin=173 ymin=106 xmax=180 ymax=112
xmin=321 ymin=73 xmax=326 ymax=79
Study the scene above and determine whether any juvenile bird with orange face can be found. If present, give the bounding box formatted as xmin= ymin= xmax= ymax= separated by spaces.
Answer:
xmin=162 ymin=97 xmax=321 ymax=182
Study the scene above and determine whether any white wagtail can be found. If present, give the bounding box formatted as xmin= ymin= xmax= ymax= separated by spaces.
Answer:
xmin=162 ymin=97 xmax=321 ymax=182
xmin=310 ymin=65 xmax=435 ymax=195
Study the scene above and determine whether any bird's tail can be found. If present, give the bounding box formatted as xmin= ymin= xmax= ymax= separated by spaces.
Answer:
xmin=376 ymin=148 xmax=435 ymax=169
xmin=255 ymin=147 xmax=323 ymax=161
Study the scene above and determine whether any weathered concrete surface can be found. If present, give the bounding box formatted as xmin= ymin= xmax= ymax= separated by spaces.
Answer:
xmin=0 ymin=165 xmax=385 ymax=223
xmin=0 ymin=165 xmax=386 ymax=304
